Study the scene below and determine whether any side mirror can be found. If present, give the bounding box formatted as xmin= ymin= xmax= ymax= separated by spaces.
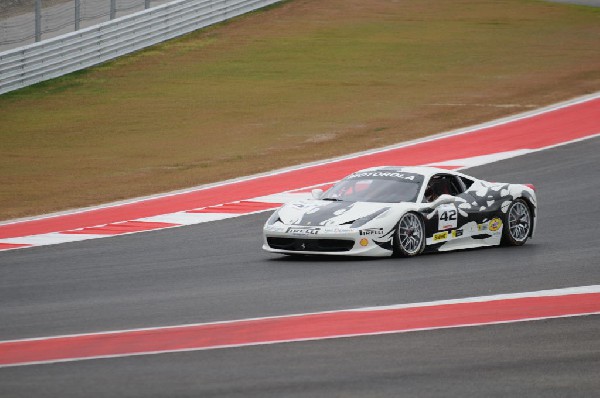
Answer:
xmin=432 ymin=194 xmax=454 ymax=207
xmin=311 ymin=189 xmax=324 ymax=199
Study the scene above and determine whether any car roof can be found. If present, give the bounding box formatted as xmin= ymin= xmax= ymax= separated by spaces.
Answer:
xmin=352 ymin=166 xmax=466 ymax=179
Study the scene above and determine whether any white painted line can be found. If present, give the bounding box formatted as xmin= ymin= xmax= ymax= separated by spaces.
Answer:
xmin=455 ymin=133 xmax=600 ymax=171
xmin=251 ymin=192 xmax=312 ymax=203
xmin=138 ymin=212 xmax=238 ymax=225
xmin=0 ymin=233 xmax=108 ymax=245
xmin=349 ymin=285 xmax=600 ymax=312
xmin=427 ymin=149 xmax=534 ymax=168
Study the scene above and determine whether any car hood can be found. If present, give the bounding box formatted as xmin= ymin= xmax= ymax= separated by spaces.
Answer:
xmin=276 ymin=200 xmax=407 ymax=226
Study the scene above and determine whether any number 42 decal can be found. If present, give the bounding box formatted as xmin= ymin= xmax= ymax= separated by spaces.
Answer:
xmin=438 ymin=204 xmax=458 ymax=230
xmin=439 ymin=209 xmax=456 ymax=221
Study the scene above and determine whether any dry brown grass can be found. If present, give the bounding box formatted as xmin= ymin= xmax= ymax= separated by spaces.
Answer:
xmin=1 ymin=0 xmax=599 ymax=220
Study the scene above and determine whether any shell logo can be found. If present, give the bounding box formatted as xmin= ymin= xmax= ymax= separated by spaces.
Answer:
xmin=359 ymin=238 xmax=369 ymax=247
xmin=489 ymin=218 xmax=502 ymax=232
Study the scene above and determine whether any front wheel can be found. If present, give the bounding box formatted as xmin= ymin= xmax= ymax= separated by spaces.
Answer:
xmin=502 ymin=198 xmax=531 ymax=246
xmin=394 ymin=212 xmax=426 ymax=257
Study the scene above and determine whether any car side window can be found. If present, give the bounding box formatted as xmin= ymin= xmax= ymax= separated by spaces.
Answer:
xmin=423 ymin=174 xmax=464 ymax=202
xmin=448 ymin=176 xmax=465 ymax=195
xmin=460 ymin=176 xmax=475 ymax=190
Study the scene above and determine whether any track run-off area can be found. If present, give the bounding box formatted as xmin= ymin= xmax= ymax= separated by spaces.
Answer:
xmin=0 ymin=94 xmax=599 ymax=396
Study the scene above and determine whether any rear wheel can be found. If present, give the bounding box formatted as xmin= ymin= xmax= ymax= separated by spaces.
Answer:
xmin=502 ymin=198 xmax=531 ymax=246
xmin=394 ymin=212 xmax=425 ymax=257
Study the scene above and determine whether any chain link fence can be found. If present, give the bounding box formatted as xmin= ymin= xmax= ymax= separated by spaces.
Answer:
xmin=0 ymin=0 xmax=172 ymax=52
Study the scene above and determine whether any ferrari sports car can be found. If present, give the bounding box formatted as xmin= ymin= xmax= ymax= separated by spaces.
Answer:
xmin=263 ymin=166 xmax=537 ymax=257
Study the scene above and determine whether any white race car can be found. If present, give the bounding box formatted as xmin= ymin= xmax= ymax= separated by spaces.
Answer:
xmin=263 ymin=166 xmax=537 ymax=257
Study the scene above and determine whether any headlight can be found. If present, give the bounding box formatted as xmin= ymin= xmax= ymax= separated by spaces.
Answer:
xmin=266 ymin=210 xmax=282 ymax=225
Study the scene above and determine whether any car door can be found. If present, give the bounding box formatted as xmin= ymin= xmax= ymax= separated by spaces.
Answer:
xmin=421 ymin=174 xmax=468 ymax=244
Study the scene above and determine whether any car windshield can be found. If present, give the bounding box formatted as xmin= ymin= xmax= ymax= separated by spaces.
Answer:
xmin=322 ymin=171 xmax=424 ymax=203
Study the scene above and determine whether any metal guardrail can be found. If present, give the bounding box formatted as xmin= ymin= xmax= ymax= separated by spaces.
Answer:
xmin=0 ymin=0 xmax=282 ymax=95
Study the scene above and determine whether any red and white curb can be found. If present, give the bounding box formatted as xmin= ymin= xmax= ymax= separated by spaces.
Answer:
xmin=0 ymin=285 xmax=598 ymax=368
xmin=1 ymin=93 xmax=599 ymax=251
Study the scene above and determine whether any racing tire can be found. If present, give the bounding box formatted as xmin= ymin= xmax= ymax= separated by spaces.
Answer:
xmin=394 ymin=212 xmax=426 ymax=257
xmin=502 ymin=198 xmax=531 ymax=246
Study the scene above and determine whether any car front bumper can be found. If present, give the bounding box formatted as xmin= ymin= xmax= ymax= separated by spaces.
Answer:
xmin=262 ymin=225 xmax=393 ymax=257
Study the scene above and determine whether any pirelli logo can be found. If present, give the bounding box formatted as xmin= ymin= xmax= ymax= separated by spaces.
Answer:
xmin=286 ymin=227 xmax=320 ymax=235
xmin=360 ymin=228 xmax=384 ymax=236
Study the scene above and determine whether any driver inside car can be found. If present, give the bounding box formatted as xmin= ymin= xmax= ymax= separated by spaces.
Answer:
xmin=424 ymin=179 xmax=451 ymax=202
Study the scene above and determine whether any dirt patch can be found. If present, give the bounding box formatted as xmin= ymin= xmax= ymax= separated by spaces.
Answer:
xmin=0 ymin=0 xmax=599 ymax=220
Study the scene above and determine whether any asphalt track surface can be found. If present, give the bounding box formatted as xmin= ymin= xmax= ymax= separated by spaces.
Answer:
xmin=1 ymin=137 xmax=599 ymax=396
